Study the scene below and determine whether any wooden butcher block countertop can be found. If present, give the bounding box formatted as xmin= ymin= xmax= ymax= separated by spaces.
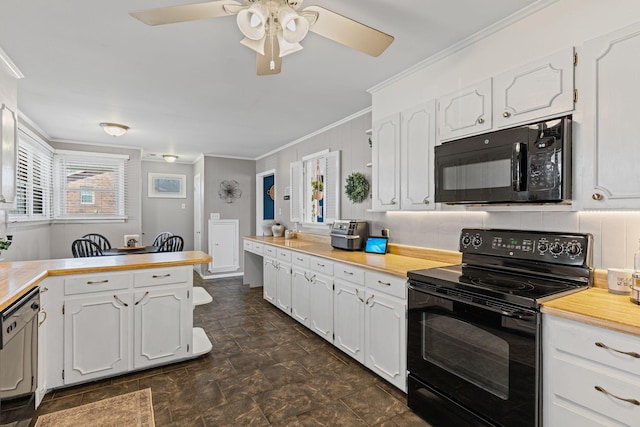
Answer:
xmin=0 ymin=251 xmax=211 ymax=311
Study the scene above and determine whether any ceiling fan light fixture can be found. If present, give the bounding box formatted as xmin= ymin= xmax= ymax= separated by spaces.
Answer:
xmin=240 ymin=36 xmax=266 ymax=55
xmin=99 ymin=122 xmax=129 ymax=137
xmin=279 ymin=6 xmax=309 ymax=44
xmin=277 ymin=31 xmax=303 ymax=58
xmin=237 ymin=3 xmax=269 ymax=40
xmin=163 ymin=154 xmax=178 ymax=163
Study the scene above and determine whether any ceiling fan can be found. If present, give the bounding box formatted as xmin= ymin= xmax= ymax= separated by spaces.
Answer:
xmin=130 ymin=0 xmax=394 ymax=75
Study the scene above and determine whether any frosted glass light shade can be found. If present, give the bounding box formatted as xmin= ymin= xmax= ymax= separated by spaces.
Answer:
xmin=100 ymin=122 xmax=129 ymax=137
xmin=279 ymin=6 xmax=309 ymax=43
xmin=237 ymin=3 xmax=269 ymax=40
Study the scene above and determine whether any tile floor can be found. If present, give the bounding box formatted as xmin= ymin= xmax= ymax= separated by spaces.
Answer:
xmin=34 ymin=275 xmax=431 ymax=426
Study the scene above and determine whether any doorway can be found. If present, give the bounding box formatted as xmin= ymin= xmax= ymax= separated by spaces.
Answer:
xmin=256 ymin=169 xmax=276 ymax=235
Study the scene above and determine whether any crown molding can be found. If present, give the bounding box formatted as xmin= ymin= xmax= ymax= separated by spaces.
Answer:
xmin=0 ymin=46 xmax=24 ymax=79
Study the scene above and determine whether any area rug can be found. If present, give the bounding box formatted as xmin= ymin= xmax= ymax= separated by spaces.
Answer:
xmin=35 ymin=388 xmax=155 ymax=427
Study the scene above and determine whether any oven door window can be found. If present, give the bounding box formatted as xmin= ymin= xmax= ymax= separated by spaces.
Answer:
xmin=422 ymin=313 xmax=509 ymax=399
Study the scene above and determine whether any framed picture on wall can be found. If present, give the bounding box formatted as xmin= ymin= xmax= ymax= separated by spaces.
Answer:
xmin=148 ymin=173 xmax=186 ymax=198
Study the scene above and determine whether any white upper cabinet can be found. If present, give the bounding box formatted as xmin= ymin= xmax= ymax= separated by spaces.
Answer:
xmin=437 ymin=48 xmax=575 ymax=143
xmin=438 ymin=79 xmax=493 ymax=142
xmin=372 ymin=113 xmax=401 ymax=211
xmin=400 ymin=100 xmax=437 ymax=210
xmin=579 ymin=22 xmax=640 ymax=209
xmin=0 ymin=59 xmax=18 ymax=207
xmin=372 ymin=101 xmax=437 ymax=212
xmin=494 ymin=47 xmax=575 ymax=129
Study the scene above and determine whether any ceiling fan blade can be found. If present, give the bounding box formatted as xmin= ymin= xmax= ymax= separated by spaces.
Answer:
xmin=257 ymin=36 xmax=282 ymax=75
xmin=303 ymin=5 xmax=393 ymax=57
xmin=130 ymin=0 xmax=242 ymax=26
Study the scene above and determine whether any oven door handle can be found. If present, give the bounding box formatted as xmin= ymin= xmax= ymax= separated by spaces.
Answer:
xmin=512 ymin=142 xmax=527 ymax=192
xmin=499 ymin=309 xmax=536 ymax=320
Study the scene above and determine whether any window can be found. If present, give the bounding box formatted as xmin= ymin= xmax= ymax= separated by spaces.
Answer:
xmin=9 ymin=130 xmax=53 ymax=222
xmin=54 ymin=150 xmax=128 ymax=220
xmin=290 ymin=150 xmax=340 ymax=224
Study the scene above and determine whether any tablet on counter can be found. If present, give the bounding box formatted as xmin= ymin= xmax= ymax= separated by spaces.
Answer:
xmin=364 ymin=236 xmax=388 ymax=254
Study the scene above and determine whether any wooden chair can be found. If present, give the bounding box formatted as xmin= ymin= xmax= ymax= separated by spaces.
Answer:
xmin=81 ymin=233 xmax=112 ymax=251
xmin=72 ymin=239 xmax=104 ymax=257
xmin=152 ymin=231 xmax=173 ymax=247
xmin=157 ymin=235 xmax=184 ymax=252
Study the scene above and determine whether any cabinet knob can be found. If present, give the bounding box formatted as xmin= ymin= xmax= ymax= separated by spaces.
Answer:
xmin=503 ymin=111 xmax=511 ymax=118
xmin=390 ymin=198 xmax=396 ymax=205
xmin=592 ymin=193 xmax=603 ymax=201
xmin=423 ymin=197 xmax=430 ymax=205
xmin=477 ymin=117 xmax=484 ymax=124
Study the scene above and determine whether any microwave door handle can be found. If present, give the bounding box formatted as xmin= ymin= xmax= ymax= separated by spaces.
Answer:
xmin=512 ymin=142 xmax=527 ymax=191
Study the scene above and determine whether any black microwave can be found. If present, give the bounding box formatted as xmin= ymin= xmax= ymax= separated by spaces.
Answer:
xmin=435 ymin=115 xmax=572 ymax=204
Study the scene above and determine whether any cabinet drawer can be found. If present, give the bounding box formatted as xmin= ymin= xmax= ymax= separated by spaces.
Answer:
xmin=549 ymin=316 xmax=640 ymax=376
xmin=263 ymin=245 xmax=277 ymax=258
xmin=366 ymin=271 xmax=406 ymax=299
xmin=277 ymin=249 xmax=291 ymax=263
xmin=134 ymin=267 xmax=189 ymax=288
xmin=310 ymin=257 xmax=334 ymax=275
xmin=552 ymin=357 xmax=640 ymax=426
xmin=292 ymin=252 xmax=310 ymax=268
xmin=65 ymin=272 xmax=131 ymax=295
xmin=253 ymin=243 xmax=264 ymax=254
xmin=334 ymin=263 xmax=365 ymax=285
xmin=243 ymin=240 xmax=253 ymax=251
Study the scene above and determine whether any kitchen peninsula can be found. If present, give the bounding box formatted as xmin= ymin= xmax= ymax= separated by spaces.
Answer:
xmin=0 ymin=251 xmax=211 ymax=407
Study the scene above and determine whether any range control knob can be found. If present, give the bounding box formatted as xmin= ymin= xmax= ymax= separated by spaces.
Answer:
xmin=537 ymin=242 xmax=548 ymax=253
xmin=461 ymin=234 xmax=472 ymax=247
xmin=566 ymin=242 xmax=582 ymax=256
xmin=472 ymin=236 xmax=483 ymax=248
xmin=549 ymin=242 xmax=564 ymax=255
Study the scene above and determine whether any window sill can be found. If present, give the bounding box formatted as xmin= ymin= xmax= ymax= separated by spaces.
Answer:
xmin=52 ymin=217 xmax=128 ymax=224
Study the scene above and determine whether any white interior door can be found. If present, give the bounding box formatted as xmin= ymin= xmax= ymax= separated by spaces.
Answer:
xmin=256 ymin=169 xmax=276 ymax=235
xmin=194 ymin=174 xmax=202 ymax=251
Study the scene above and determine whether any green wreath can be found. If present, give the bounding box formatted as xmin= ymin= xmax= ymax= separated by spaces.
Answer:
xmin=345 ymin=172 xmax=370 ymax=203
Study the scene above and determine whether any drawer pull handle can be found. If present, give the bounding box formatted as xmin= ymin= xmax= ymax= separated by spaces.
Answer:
xmin=365 ymin=294 xmax=375 ymax=305
xmin=355 ymin=289 xmax=364 ymax=303
xmin=344 ymin=271 xmax=354 ymax=275
xmin=296 ymin=257 xmax=304 ymax=261
xmin=317 ymin=263 xmax=325 ymax=267
xmin=152 ymin=274 xmax=171 ymax=279
xmin=113 ymin=295 xmax=129 ymax=307
xmin=594 ymin=386 xmax=640 ymax=406
xmin=377 ymin=280 xmax=391 ymax=287
xmin=595 ymin=342 xmax=640 ymax=358
xmin=87 ymin=279 xmax=109 ymax=285
xmin=135 ymin=291 xmax=150 ymax=306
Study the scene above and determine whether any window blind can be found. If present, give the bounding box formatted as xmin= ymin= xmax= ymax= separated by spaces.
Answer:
xmin=9 ymin=130 xmax=53 ymax=222
xmin=53 ymin=150 xmax=128 ymax=220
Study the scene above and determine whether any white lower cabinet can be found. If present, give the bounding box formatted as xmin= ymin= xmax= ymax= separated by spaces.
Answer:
xmin=333 ymin=279 xmax=365 ymax=363
xmin=275 ymin=262 xmax=292 ymax=314
xmin=64 ymin=293 xmax=131 ymax=384
xmin=263 ymin=257 xmax=278 ymax=305
xmin=308 ymin=272 xmax=333 ymax=342
xmin=133 ymin=286 xmax=191 ymax=369
xmin=291 ymin=268 xmax=311 ymax=326
xmin=364 ymin=272 xmax=407 ymax=392
xmin=543 ymin=314 xmax=640 ymax=426
xmin=45 ymin=266 xmax=194 ymax=389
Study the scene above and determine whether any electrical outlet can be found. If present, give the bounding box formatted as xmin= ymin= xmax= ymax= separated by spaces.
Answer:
xmin=181 ymin=203 xmax=185 ymax=209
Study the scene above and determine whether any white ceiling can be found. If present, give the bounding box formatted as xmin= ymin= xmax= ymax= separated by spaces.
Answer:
xmin=0 ymin=0 xmax=537 ymax=162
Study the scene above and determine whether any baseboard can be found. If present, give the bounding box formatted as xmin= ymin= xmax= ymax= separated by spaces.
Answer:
xmin=198 ymin=271 xmax=244 ymax=280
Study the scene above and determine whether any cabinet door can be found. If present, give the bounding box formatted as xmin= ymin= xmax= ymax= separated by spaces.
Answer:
xmin=275 ymin=262 xmax=292 ymax=314
xmin=308 ymin=273 xmax=333 ymax=342
xmin=133 ymin=287 xmax=192 ymax=369
xmin=438 ymin=79 xmax=492 ymax=142
xmin=579 ymin=22 xmax=640 ymax=208
xmin=36 ymin=287 xmax=49 ymax=407
xmin=372 ymin=113 xmax=400 ymax=211
xmin=291 ymin=268 xmax=310 ymax=326
xmin=401 ymin=101 xmax=437 ymax=210
xmin=0 ymin=103 xmax=17 ymax=205
xmin=208 ymin=219 xmax=239 ymax=273
xmin=263 ymin=258 xmax=277 ymax=305
xmin=364 ymin=291 xmax=406 ymax=391
xmin=64 ymin=293 xmax=131 ymax=384
xmin=494 ymin=47 xmax=574 ymax=129
xmin=333 ymin=280 xmax=365 ymax=363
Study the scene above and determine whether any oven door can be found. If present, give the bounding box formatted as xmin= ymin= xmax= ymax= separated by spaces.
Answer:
xmin=434 ymin=126 xmax=530 ymax=204
xmin=407 ymin=284 xmax=539 ymax=427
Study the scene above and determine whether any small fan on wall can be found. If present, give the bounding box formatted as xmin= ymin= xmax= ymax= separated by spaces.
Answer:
xmin=130 ymin=0 xmax=394 ymax=75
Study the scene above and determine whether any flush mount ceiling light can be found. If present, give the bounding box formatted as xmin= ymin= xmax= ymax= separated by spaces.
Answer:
xmin=163 ymin=154 xmax=179 ymax=162
xmin=100 ymin=122 xmax=129 ymax=137
xmin=130 ymin=0 xmax=394 ymax=76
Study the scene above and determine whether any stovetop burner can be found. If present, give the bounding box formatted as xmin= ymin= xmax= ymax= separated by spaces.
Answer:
xmin=407 ymin=228 xmax=594 ymax=309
